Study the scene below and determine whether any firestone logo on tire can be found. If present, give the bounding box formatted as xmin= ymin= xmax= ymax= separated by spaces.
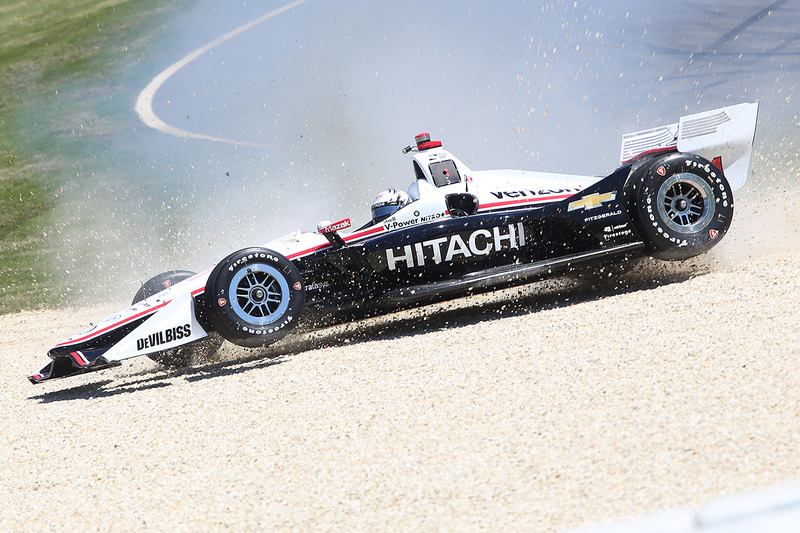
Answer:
xmin=657 ymin=166 xmax=667 ymax=176
xmin=218 ymin=298 xmax=227 ymax=306
xmin=709 ymin=229 xmax=719 ymax=239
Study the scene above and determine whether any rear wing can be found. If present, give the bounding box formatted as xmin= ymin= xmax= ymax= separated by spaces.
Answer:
xmin=620 ymin=102 xmax=759 ymax=190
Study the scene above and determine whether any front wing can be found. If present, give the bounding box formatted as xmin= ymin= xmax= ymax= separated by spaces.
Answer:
xmin=30 ymin=291 xmax=208 ymax=384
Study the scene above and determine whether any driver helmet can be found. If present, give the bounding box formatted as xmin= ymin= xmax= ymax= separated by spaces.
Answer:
xmin=371 ymin=188 xmax=411 ymax=224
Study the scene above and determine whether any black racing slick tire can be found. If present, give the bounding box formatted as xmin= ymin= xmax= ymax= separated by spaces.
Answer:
xmin=204 ymin=247 xmax=305 ymax=348
xmin=132 ymin=269 xmax=196 ymax=305
xmin=629 ymin=153 xmax=733 ymax=261
xmin=133 ymin=270 xmax=223 ymax=368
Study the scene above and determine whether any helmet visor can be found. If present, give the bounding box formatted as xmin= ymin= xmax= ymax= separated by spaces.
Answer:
xmin=372 ymin=203 xmax=400 ymax=223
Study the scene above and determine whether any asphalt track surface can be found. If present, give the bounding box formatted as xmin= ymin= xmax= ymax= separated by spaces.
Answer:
xmin=134 ymin=0 xmax=310 ymax=147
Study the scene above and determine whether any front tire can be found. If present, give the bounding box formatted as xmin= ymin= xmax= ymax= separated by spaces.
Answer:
xmin=204 ymin=248 xmax=305 ymax=348
xmin=629 ymin=153 xmax=733 ymax=261
xmin=133 ymin=270 xmax=223 ymax=368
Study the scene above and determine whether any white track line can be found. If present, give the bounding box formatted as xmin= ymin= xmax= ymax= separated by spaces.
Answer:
xmin=135 ymin=0 xmax=311 ymax=147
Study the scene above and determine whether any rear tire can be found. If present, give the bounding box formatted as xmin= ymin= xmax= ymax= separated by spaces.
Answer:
xmin=204 ymin=248 xmax=304 ymax=348
xmin=133 ymin=270 xmax=223 ymax=368
xmin=629 ymin=153 xmax=733 ymax=261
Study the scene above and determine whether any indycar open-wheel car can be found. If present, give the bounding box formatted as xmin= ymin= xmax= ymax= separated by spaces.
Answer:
xmin=29 ymin=102 xmax=758 ymax=384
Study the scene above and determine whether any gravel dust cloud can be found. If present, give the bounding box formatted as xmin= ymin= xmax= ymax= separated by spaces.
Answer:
xmin=46 ymin=0 xmax=800 ymax=306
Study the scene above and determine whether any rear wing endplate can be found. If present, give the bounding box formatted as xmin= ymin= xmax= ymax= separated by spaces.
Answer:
xmin=620 ymin=102 xmax=759 ymax=190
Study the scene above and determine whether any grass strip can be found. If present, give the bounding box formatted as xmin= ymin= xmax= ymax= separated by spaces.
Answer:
xmin=0 ymin=0 xmax=182 ymax=314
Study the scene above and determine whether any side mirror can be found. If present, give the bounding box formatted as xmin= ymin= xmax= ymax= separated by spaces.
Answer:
xmin=317 ymin=218 xmax=352 ymax=248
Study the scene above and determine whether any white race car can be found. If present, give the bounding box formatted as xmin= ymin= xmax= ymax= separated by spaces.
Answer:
xmin=30 ymin=103 xmax=759 ymax=384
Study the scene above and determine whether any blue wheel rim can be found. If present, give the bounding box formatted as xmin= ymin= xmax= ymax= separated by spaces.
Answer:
xmin=228 ymin=264 xmax=290 ymax=325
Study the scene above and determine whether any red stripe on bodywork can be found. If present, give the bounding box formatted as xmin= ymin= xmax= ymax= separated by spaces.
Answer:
xmin=480 ymin=193 xmax=574 ymax=210
xmin=286 ymin=243 xmax=329 ymax=260
xmin=347 ymin=226 xmax=384 ymax=240
xmin=286 ymin=225 xmax=386 ymax=260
